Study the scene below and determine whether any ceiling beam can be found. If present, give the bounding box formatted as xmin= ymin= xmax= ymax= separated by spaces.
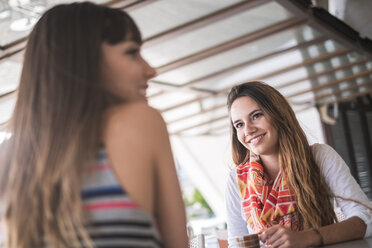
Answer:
xmin=107 ymin=0 xmax=157 ymax=11
xmin=0 ymin=39 xmax=27 ymax=61
xmin=148 ymin=79 xmax=213 ymax=97
xmin=142 ymin=0 xmax=272 ymax=48
xmin=196 ymin=123 xmax=230 ymax=136
xmin=287 ymin=68 xmax=372 ymax=98
xmin=160 ymin=47 xmax=350 ymax=113
xmin=0 ymin=90 xmax=16 ymax=103
xmin=171 ymin=84 xmax=372 ymax=135
xmin=292 ymin=86 xmax=372 ymax=113
xmin=276 ymin=57 xmax=370 ymax=89
xmin=159 ymin=92 xmax=222 ymax=113
xmin=0 ymin=122 xmax=7 ymax=131
xmin=167 ymin=102 xmax=226 ymax=125
xmin=156 ymin=17 xmax=306 ymax=74
xmin=151 ymin=29 xmax=322 ymax=98
xmin=171 ymin=114 xmax=228 ymax=135
xmin=163 ymin=38 xmax=362 ymax=123
xmin=151 ymin=22 xmax=314 ymax=97
xmin=323 ymin=88 xmax=372 ymax=105
xmin=180 ymin=36 xmax=327 ymax=88
xmin=167 ymin=74 xmax=372 ymax=127
xmin=314 ymin=80 xmax=372 ymax=102
xmin=0 ymin=0 xmax=153 ymax=61
xmin=290 ymin=79 xmax=372 ymax=105
xmin=259 ymin=48 xmax=349 ymax=80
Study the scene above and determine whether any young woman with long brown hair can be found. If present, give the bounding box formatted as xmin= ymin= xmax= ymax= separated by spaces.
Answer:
xmin=0 ymin=2 xmax=188 ymax=248
xmin=225 ymin=81 xmax=372 ymax=247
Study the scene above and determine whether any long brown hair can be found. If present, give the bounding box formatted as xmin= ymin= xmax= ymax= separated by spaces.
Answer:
xmin=227 ymin=81 xmax=337 ymax=229
xmin=0 ymin=2 xmax=141 ymax=248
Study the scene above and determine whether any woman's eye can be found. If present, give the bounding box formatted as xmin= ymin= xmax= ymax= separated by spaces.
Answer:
xmin=235 ymin=123 xmax=243 ymax=129
xmin=126 ymin=48 xmax=140 ymax=56
xmin=252 ymin=113 xmax=262 ymax=120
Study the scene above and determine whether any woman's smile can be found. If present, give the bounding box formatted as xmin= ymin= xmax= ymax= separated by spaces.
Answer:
xmin=247 ymin=133 xmax=266 ymax=146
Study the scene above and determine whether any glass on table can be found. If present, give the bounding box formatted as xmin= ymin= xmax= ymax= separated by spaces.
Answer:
xmin=235 ymin=234 xmax=260 ymax=248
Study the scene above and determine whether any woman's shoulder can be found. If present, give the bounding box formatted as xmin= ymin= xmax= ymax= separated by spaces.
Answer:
xmin=107 ymin=100 xmax=163 ymax=122
xmin=310 ymin=143 xmax=347 ymax=174
xmin=106 ymin=101 xmax=164 ymax=127
xmin=103 ymin=101 xmax=167 ymax=142
xmin=310 ymin=143 xmax=337 ymax=158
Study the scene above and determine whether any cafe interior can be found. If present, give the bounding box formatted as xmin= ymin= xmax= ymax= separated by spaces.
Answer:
xmin=1 ymin=0 xmax=372 ymax=247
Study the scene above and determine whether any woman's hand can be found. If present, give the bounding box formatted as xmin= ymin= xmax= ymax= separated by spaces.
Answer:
xmin=259 ymin=225 xmax=319 ymax=248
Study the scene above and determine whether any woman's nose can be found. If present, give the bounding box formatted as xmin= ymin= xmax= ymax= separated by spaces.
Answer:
xmin=244 ymin=124 xmax=256 ymax=137
xmin=142 ymin=58 xmax=157 ymax=79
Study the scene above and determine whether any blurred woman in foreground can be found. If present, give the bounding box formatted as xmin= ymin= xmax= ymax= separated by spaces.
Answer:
xmin=0 ymin=2 xmax=188 ymax=248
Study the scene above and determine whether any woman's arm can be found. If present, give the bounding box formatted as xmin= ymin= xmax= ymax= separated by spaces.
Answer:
xmin=314 ymin=144 xmax=372 ymax=238
xmin=260 ymin=217 xmax=365 ymax=247
xmin=150 ymin=104 xmax=189 ymax=248
xmin=226 ymin=169 xmax=249 ymax=247
xmin=260 ymin=144 xmax=371 ymax=247
xmin=104 ymin=101 xmax=188 ymax=248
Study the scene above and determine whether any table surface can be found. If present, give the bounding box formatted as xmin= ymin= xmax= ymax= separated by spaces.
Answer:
xmin=324 ymin=237 xmax=372 ymax=248
xmin=255 ymin=238 xmax=372 ymax=248
xmin=205 ymin=236 xmax=372 ymax=247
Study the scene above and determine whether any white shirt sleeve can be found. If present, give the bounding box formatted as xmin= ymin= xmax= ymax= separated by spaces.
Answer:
xmin=312 ymin=143 xmax=372 ymax=238
xmin=225 ymin=169 xmax=249 ymax=247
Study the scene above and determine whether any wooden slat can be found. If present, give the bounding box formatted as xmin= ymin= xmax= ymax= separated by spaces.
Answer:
xmin=0 ymin=122 xmax=7 ymax=131
xmin=156 ymin=18 xmax=306 ymax=74
xmin=0 ymin=90 xmax=17 ymax=103
xmin=276 ymin=57 xmax=370 ymax=89
xmin=287 ymin=68 xmax=372 ymax=98
xmin=171 ymin=86 xmax=372 ymax=134
xmin=159 ymin=94 xmax=210 ymax=113
xmin=160 ymin=48 xmax=350 ymax=113
xmin=198 ymin=124 xmax=230 ymax=136
xmin=181 ymin=36 xmax=326 ymax=88
xmin=172 ymin=114 xmax=228 ymax=135
xmin=167 ymin=102 xmax=226 ymax=125
xmin=148 ymin=79 xmax=213 ymax=97
xmin=108 ymin=0 xmax=157 ymax=11
xmin=165 ymin=57 xmax=370 ymax=124
xmin=0 ymin=0 xmax=152 ymax=61
xmin=0 ymin=39 xmax=27 ymax=61
xmin=260 ymin=48 xmax=349 ymax=80
xmin=167 ymin=78 xmax=371 ymax=127
xmin=151 ymin=24 xmax=318 ymax=97
xmin=296 ymin=88 xmax=372 ymax=114
xmin=291 ymin=80 xmax=372 ymax=105
xmin=322 ymin=88 xmax=372 ymax=105
xmin=142 ymin=0 xmax=271 ymax=48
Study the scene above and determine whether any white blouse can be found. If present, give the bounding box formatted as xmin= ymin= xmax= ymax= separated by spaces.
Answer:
xmin=225 ymin=143 xmax=372 ymax=247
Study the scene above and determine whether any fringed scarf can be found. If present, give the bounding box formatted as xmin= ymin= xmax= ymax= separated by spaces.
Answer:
xmin=236 ymin=160 xmax=303 ymax=233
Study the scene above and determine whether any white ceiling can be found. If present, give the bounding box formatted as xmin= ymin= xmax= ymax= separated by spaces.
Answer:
xmin=1 ymin=0 xmax=372 ymax=135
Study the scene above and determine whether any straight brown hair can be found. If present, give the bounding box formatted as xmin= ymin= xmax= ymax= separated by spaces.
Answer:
xmin=0 ymin=2 xmax=141 ymax=247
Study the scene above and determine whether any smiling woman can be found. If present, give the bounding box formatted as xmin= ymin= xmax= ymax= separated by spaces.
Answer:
xmin=225 ymin=81 xmax=372 ymax=248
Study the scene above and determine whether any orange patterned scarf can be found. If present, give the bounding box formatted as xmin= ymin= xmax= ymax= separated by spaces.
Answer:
xmin=236 ymin=160 xmax=303 ymax=233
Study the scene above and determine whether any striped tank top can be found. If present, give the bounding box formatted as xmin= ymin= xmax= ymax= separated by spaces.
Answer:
xmin=82 ymin=148 xmax=163 ymax=248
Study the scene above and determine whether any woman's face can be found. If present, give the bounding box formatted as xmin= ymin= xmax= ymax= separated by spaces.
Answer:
xmin=230 ymin=96 xmax=279 ymax=157
xmin=101 ymin=40 xmax=156 ymax=102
